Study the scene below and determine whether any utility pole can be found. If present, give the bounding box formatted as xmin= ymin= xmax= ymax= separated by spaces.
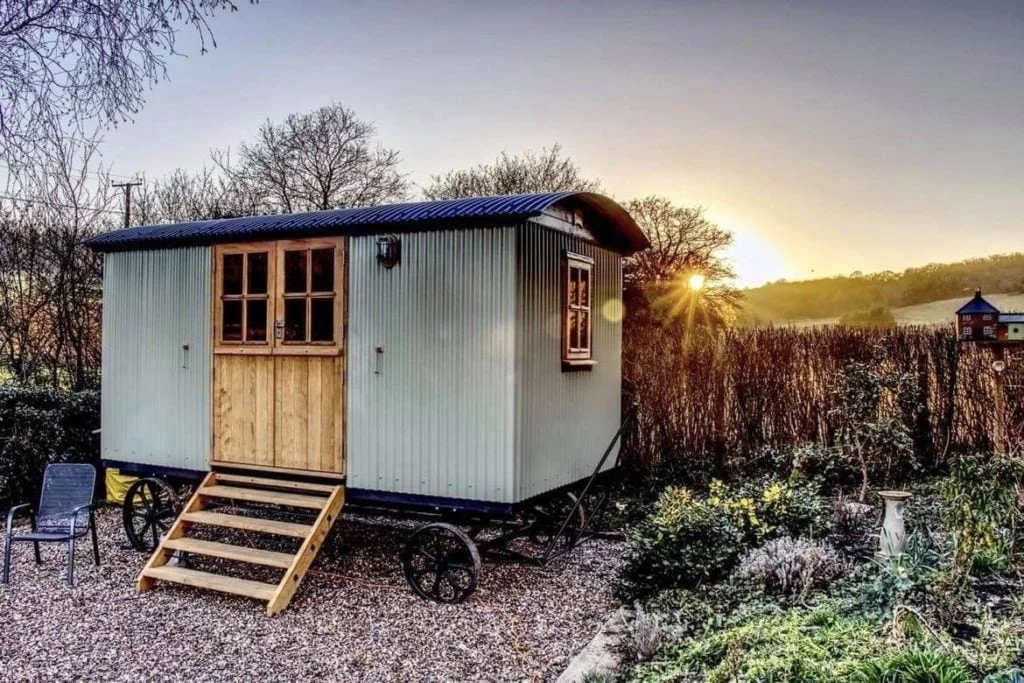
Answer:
xmin=112 ymin=180 xmax=142 ymax=228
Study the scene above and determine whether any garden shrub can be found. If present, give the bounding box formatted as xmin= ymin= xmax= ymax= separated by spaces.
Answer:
xmin=0 ymin=386 xmax=100 ymax=509
xmin=616 ymin=486 xmax=744 ymax=600
xmin=711 ymin=476 xmax=829 ymax=543
xmin=737 ymin=537 xmax=846 ymax=599
xmin=852 ymin=649 xmax=971 ymax=683
xmin=941 ymin=455 xmax=1023 ymax=584
xmin=831 ymin=498 xmax=878 ymax=558
xmin=628 ymin=604 xmax=889 ymax=683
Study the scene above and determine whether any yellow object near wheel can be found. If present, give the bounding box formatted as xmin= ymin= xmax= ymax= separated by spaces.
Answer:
xmin=104 ymin=467 xmax=138 ymax=504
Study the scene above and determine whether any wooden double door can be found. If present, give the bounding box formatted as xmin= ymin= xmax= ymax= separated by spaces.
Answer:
xmin=211 ymin=237 xmax=346 ymax=474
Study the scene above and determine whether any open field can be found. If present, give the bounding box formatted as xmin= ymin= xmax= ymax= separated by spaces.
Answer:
xmin=0 ymin=507 xmax=621 ymax=682
xmin=785 ymin=292 xmax=1024 ymax=327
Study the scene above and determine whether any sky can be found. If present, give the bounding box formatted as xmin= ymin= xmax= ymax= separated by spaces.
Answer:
xmin=98 ymin=0 xmax=1024 ymax=287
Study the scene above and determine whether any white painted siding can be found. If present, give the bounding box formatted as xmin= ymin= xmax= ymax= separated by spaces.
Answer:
xmin=515 ymin=222 xmax=623 ymax=501
xmin=346 ymin=228 xmax=517 ymax=502
xmin=100 ymin=247 xmax=212 ymax=472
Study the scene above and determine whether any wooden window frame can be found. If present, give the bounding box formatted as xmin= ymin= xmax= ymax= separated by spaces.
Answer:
xmin=562 ymin=251 xmax=595 ymax=369
xmin=275 ymin=238 xmax=345 ymax=355
xmin=213 ymin=243 xmax=275 ymax=352
xmin=213 ymin=238 xmax=346 ymax=357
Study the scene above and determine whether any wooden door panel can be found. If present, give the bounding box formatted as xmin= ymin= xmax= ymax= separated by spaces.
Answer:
xmin=212 ymin=237 xmax=346 ymax=474
xmin=273 ymin=355 xmax=343 ymax=473
xmin=213 ymin=355 xmax=275 ymax=465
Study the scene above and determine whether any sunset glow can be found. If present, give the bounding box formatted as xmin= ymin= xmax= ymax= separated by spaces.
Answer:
xmin=688 ymin=273 xmax=706 ymax=291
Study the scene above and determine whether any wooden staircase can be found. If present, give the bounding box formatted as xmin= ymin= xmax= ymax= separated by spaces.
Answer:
xmin=137 ymin=471 xmax=345 ymax=615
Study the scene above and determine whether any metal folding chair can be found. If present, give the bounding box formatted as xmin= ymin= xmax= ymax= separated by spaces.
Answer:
xmin=3 ymin=463 xmax=99 ymax=586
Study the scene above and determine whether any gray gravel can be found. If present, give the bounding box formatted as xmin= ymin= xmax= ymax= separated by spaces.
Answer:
xmin=0 ymin=506 xmax=622 ymax=682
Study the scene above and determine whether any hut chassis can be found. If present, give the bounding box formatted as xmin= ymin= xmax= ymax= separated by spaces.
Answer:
xmin=111 ymin=412 xmax=627 ymax=603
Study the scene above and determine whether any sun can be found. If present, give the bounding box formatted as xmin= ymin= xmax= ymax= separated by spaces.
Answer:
xmin=688 ymin=273 xmax=706 ymax=291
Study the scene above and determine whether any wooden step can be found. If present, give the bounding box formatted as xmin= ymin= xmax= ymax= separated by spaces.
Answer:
xmin=214 ymin=473 xmax=338 ymax=494
xmin=141 ymin=565 xmax=276 ymax=601
xmin=162 ymin=537 xmax=295 ymax=569
xmin=198 ymin=485 xmax=328 ymax=510
xmin=180 ymin=511 xmax=312 ymax=538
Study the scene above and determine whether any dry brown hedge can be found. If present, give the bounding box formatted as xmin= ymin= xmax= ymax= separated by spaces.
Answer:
xmin=621 ymin=325 xmax=1024 ymax=483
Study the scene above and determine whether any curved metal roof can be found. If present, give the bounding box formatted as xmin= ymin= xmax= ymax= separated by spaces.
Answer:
xmin=84 ymin=191 xmax=650 ymax=255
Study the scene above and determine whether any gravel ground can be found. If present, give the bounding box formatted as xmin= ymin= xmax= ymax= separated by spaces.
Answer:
xmin=0 ymin=506 xmax=622 ymax=682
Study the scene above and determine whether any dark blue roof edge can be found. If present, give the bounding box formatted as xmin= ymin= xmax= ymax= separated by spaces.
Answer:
xmin=84 ymin=191 xmax=651 ymax=256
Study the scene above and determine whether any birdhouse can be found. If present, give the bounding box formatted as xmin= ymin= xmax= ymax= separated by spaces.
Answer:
xmin=955 ymin=289 xmax=999 ymax=341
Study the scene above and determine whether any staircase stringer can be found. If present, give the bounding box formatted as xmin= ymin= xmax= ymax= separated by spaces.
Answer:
xmin=266 ymin=485 xmax=345 ymax=615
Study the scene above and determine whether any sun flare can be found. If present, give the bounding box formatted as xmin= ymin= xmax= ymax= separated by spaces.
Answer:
xmin=688 ymin=273 xmax=706 ymax=291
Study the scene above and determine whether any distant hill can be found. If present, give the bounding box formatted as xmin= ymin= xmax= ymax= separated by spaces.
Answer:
xmin=787 ymin=293 xmax=1024 ymax=327
xmin=740 ymin=253 xmax=1024 ymax=325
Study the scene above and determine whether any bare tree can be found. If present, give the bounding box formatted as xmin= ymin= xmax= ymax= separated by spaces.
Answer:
xmin=0 ymin=0 xmax=250 ymax=164
xmin=422 ymin=144 xmax=600 ymax=200
xmin=215 ymin=103 xmax=409 ymax=212
xmin=133 ymin=166 xmax=262 ymax=225
xmin=0 ymin=130 xmax=113 ymax=388
xmin=622 ymin=196 xmax=741 ymax=327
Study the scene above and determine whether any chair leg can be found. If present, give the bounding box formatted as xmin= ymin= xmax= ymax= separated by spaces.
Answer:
xmin=67 ymin=536 xmax=75 ymax=587
xmin=90 ymin=524 xmax=100 ymax=567
xmin=2 ymin=533 xmax=11 ymax=585
xmin=33 ymin=541 xmax=41 ymax=564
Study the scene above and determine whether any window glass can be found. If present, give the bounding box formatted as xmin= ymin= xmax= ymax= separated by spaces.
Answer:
xmin=222 ymin=254 xmax=243 ymax=295
xmin=284 ymin=298 xmax=307 ymax=342
xmin=310 ymin=248 xmax=334 ymax=292
xmin=247 ymin=252 xmax=268 ymax=295
xmin=246 ymin=300 xmax=267 ymax=342
xmin=569 ymin=268 xmax=579 ymax=306
xmin=310 ymin=298 xmax=334 ymax=342
xmin=579 ymin=270 xmax=590 ymax=307
xmin=222 ymin=300 xmax=243 ymax=341
xmin=284 ymin=250 xmax=308 ymax=294
xmin=579 ymin=312 xmax=590 ymax=350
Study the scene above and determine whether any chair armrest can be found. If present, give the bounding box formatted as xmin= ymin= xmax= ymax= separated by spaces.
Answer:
xmin=5 ymin=504 xmax=33 ymax=533
xmin=69 ymin=503 xmax=96 ymax=530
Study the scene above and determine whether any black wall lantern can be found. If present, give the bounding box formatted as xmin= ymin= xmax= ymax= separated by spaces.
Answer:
xmin=376 ymin=234 xmax=400 ymax=269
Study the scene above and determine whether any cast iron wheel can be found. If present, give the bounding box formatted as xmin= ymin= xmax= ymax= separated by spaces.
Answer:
xmin=401 ymin=522 xmax=481 ymax=603
xmin=122 ymin=478 xmax=181 ymax=552
xmin=527 ymin=492 xmax=586 ymax=549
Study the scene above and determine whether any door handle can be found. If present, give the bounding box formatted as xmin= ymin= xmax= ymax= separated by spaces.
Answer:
xmin=274 ymin=319 xmax=284 ymax=340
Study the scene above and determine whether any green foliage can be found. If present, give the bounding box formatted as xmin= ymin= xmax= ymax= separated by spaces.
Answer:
xmin=0 ymin=386 xmax=100 ymax=509
xmin=616 ymin=486 xmax=744 ymax=600
xmin=629 ymin=605 xmax=889 ymax=683
xmin=829 ymin=353 xmax=919 ymax=500
xmin=941 ymin=455 xmax=1022 ymax=584
xmin=840 ymin=307 xmax=898 ymax=330
xmin=852 ymin=650 xmax=972 ymax=683
xmin=616 ymin=477 xmax=827 ymax=600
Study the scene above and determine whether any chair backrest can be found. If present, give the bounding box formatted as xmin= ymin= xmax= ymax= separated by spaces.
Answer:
xmin=36 ymin=463 xmax=96 ymax=531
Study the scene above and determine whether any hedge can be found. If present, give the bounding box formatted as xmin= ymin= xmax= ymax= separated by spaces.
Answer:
xmin=0 ymin=387 xmax=100 ymax=510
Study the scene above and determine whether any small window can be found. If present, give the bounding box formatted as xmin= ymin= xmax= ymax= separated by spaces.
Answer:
xmin=984 ymin=325 xmax=994 ymax=337
xmin=281 ymin=246 xmax=337 ymax=345
xmin=962 ymin=326 xmax=973 ymax=338
xmin=983 ymin=314 xmax=993 ymax=321
xmin=219 ymin=250 xmax=271 ymax=344
xmin=563 ymin=252 xmax=594 ymax=365
xmin=961 ymin=314 xmax=971 ymax=321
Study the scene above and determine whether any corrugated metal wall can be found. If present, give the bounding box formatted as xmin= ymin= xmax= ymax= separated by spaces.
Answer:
xmin=101 ymin=247 xmax=212 ymax=472
xmin=515 ymin=222 xmax=623 ymax=501
xmin=346 ymin=228 xmax=517 ymax=502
